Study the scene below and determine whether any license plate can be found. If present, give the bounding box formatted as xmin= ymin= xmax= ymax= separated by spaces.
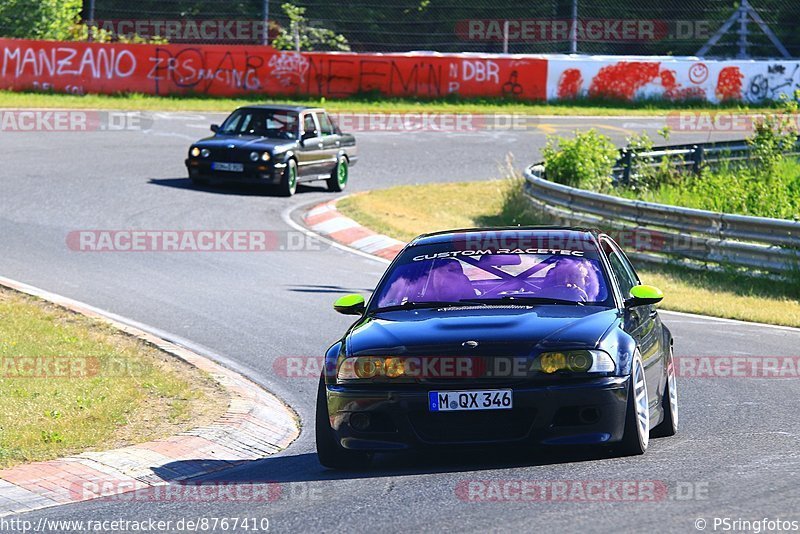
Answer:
xmin=428 ymin=389 xmax=512 ymax=412
xmin=211 ymin=162 xmax=244 ymax=172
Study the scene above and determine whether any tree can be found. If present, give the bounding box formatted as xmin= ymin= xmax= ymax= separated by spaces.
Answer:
xmin=0 ymin=0 xmax=82 ymax=40
xmin=272 ymin=3 xmax=350 ymax=52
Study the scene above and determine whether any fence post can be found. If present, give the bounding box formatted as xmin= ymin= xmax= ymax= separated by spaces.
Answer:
xmin=621 ymin=149 xmax=633 ymax=185
xmin=691 ymin=145 xmax=704 ymax=175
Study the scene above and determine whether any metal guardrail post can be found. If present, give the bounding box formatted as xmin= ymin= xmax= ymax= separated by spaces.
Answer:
xmin=621 ymin=149 xmax=633 ymax=185
xmin=691 ymin=145 xmax=704 ymax=175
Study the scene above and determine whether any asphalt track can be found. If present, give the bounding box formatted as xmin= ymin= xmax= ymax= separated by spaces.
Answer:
xmin=1 ymin=113 xmax=798 ymax=533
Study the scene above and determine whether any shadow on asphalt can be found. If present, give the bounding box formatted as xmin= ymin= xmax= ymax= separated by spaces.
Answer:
xmin=147 ymin=177 xmax=327 ymax=196
xmin=154 ymin=445 xmax=627 ymax=484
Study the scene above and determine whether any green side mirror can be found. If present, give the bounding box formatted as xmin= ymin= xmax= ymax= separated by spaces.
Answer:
xmin=626 ymin=285 xmax=664 ymax=308
xmin=334 ymin=294 xmax=366 ymax=315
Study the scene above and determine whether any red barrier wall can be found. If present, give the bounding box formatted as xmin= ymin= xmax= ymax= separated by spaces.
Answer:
xmin=0 ymin=39 xmax=548 ymax=100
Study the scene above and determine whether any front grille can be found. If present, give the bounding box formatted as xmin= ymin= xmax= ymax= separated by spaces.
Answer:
xmin=207 ymin=148 xmax=250 ymax=163
xmin=409 ymin=408 xmax=536 ymax=443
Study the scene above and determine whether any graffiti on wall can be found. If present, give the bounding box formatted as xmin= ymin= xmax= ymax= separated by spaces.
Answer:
xmin=0 ymin=39 xmax=548 ymax=100
xmin=549 ymin=59 xmax=797 ymax=103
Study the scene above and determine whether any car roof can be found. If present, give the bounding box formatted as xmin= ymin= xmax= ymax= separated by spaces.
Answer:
xmin=408 ymin=226 xmax=601 ymax=247
xmin=235 ymin=104 xmax=318 ymax=113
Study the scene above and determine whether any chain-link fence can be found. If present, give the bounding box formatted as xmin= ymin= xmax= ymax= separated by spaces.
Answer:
xmin=0 ymin=0 xmax=798 ymax=58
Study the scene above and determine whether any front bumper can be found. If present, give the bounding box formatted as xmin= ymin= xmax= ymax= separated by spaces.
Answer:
xmin=185 ymin=159 xmax=286 ymax=184
xmin=326 ymin=377 xmax=630 ymax=451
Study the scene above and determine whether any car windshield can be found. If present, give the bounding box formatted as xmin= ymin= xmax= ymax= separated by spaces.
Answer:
xmin=371 ymin=239 xmax=613 ymax=310
xmin=218 ymin=109 xmax=299 ymax=139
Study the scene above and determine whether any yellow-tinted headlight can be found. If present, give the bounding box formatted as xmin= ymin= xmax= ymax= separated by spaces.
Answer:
xmin=190 ymin=147 xmax=200 ymax=157
xmin=384 ymin=357 xmax=405 ymax=378
xmin=540 ymin=352 xmax=567 ymax=374
xmin=354 ymin=357 xmax=381 ymax=379
xmin=538 ymin=350 xmax=615 ymax=374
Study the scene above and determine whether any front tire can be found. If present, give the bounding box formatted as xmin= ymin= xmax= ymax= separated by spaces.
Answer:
xmin=315 ymin=375 xmax=371 ymax=469
xmin=619 ymin=353 xmax=649 ymax=455
xmin=326 ymin=156 xmax=348 ymax=192
xmin=279 ymin=159 xmax=298 ymax=197
xmin=651 ymin=345 xmax=678 ymax=438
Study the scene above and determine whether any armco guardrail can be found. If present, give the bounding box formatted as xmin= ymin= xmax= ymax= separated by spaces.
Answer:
xmin=613 ymin=140 xmax=800 ymax=185
xmin=523 ymin=163 xmax=800 ymax=275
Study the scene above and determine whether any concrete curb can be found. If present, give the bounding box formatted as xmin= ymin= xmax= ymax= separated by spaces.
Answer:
xmin=303 ymin=198 xmax=405 ymax=261
xmin=0 ymin=276 xmax=300 ymax=517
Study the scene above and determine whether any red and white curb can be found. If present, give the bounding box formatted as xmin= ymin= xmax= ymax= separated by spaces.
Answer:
xmin=303 ymin=199 xmax=405 ymax=261
xmin=0 ymin=276 xmax=300 ymax=517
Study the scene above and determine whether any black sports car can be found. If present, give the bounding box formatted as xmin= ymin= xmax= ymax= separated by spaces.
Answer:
xmin=316 ymin=227 xmax=678 ymax=468
xmin=185 ymin=105 xmax=357 ymax=196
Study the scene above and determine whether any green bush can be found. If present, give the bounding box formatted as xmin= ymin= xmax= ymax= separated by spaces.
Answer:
xmin=0 ymin=0 xmax=82 ymax=40
xmin=541 ymin=129 xmax=617 ymax=191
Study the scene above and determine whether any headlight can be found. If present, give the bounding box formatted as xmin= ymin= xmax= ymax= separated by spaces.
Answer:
xmin=538 ymin=350 xmax=615 ymax=374
xmin=260 ymin=151 xmax=271 ymax=162
xmin=338 ymin=357 xmax=388 ymax=381
xmin=200 ymin=148 xmax=210 ymax=158
xmin=249 ymin=151 xmax=259 ymax=162
xmin=190 ymin=147 xmax=200 ymax=157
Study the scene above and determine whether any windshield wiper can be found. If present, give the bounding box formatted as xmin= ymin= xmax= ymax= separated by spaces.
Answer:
xmin=370 ymin=301 xmax=466 ymax=313
xmin=460 ymin=296 xmax=585 ymax=306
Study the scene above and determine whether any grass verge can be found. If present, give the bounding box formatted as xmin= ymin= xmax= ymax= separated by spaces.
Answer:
xmin=337 ymin=179 xmax=800 ymax=328
xmin=0 ymin=90 xmax=788 ymax=116
xmin=0 ymin=286 xmax=228 ymax=468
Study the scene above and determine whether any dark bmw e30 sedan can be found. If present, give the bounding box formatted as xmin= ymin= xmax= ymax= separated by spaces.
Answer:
xmin=316 ymin=227 xmax=678 ymax=468
xmin=185 ymin=105 xmax=357 ymax=196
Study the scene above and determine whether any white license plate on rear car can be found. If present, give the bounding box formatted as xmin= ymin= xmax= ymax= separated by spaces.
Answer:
xmin=211 ymin=162 xmax=244 ymax=172
xmin=428 ymin=389 xmax=512 ymax=412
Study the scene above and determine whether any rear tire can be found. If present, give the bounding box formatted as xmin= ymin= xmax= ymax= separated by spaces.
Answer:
xmin=326 ymin=156 xmax=348 ymax=192
xmin=619 ymin=353 xmax=649 ymax=456
xmin=315 ymin=375 xmax=371 ymax=469
xmin=651 ymin=346 xmax=678 ymax=438
xmin=279 ymin=159 xmax=298 ymax=197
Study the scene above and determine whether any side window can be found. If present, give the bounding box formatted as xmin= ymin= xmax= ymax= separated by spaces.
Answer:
xmin=602 ymin=239 xmax=638 ymax=298
xmin=316 ymin=112 xmax=335 ymax=136
xmin=302 ymin=114 xmax=318 ymax=137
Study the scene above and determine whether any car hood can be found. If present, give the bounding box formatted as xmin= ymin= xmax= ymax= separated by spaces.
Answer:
xmin=345 ymin=306 xmax=620 ymax=357
xmin=194 ymin=135 xmax=295 ymax=151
